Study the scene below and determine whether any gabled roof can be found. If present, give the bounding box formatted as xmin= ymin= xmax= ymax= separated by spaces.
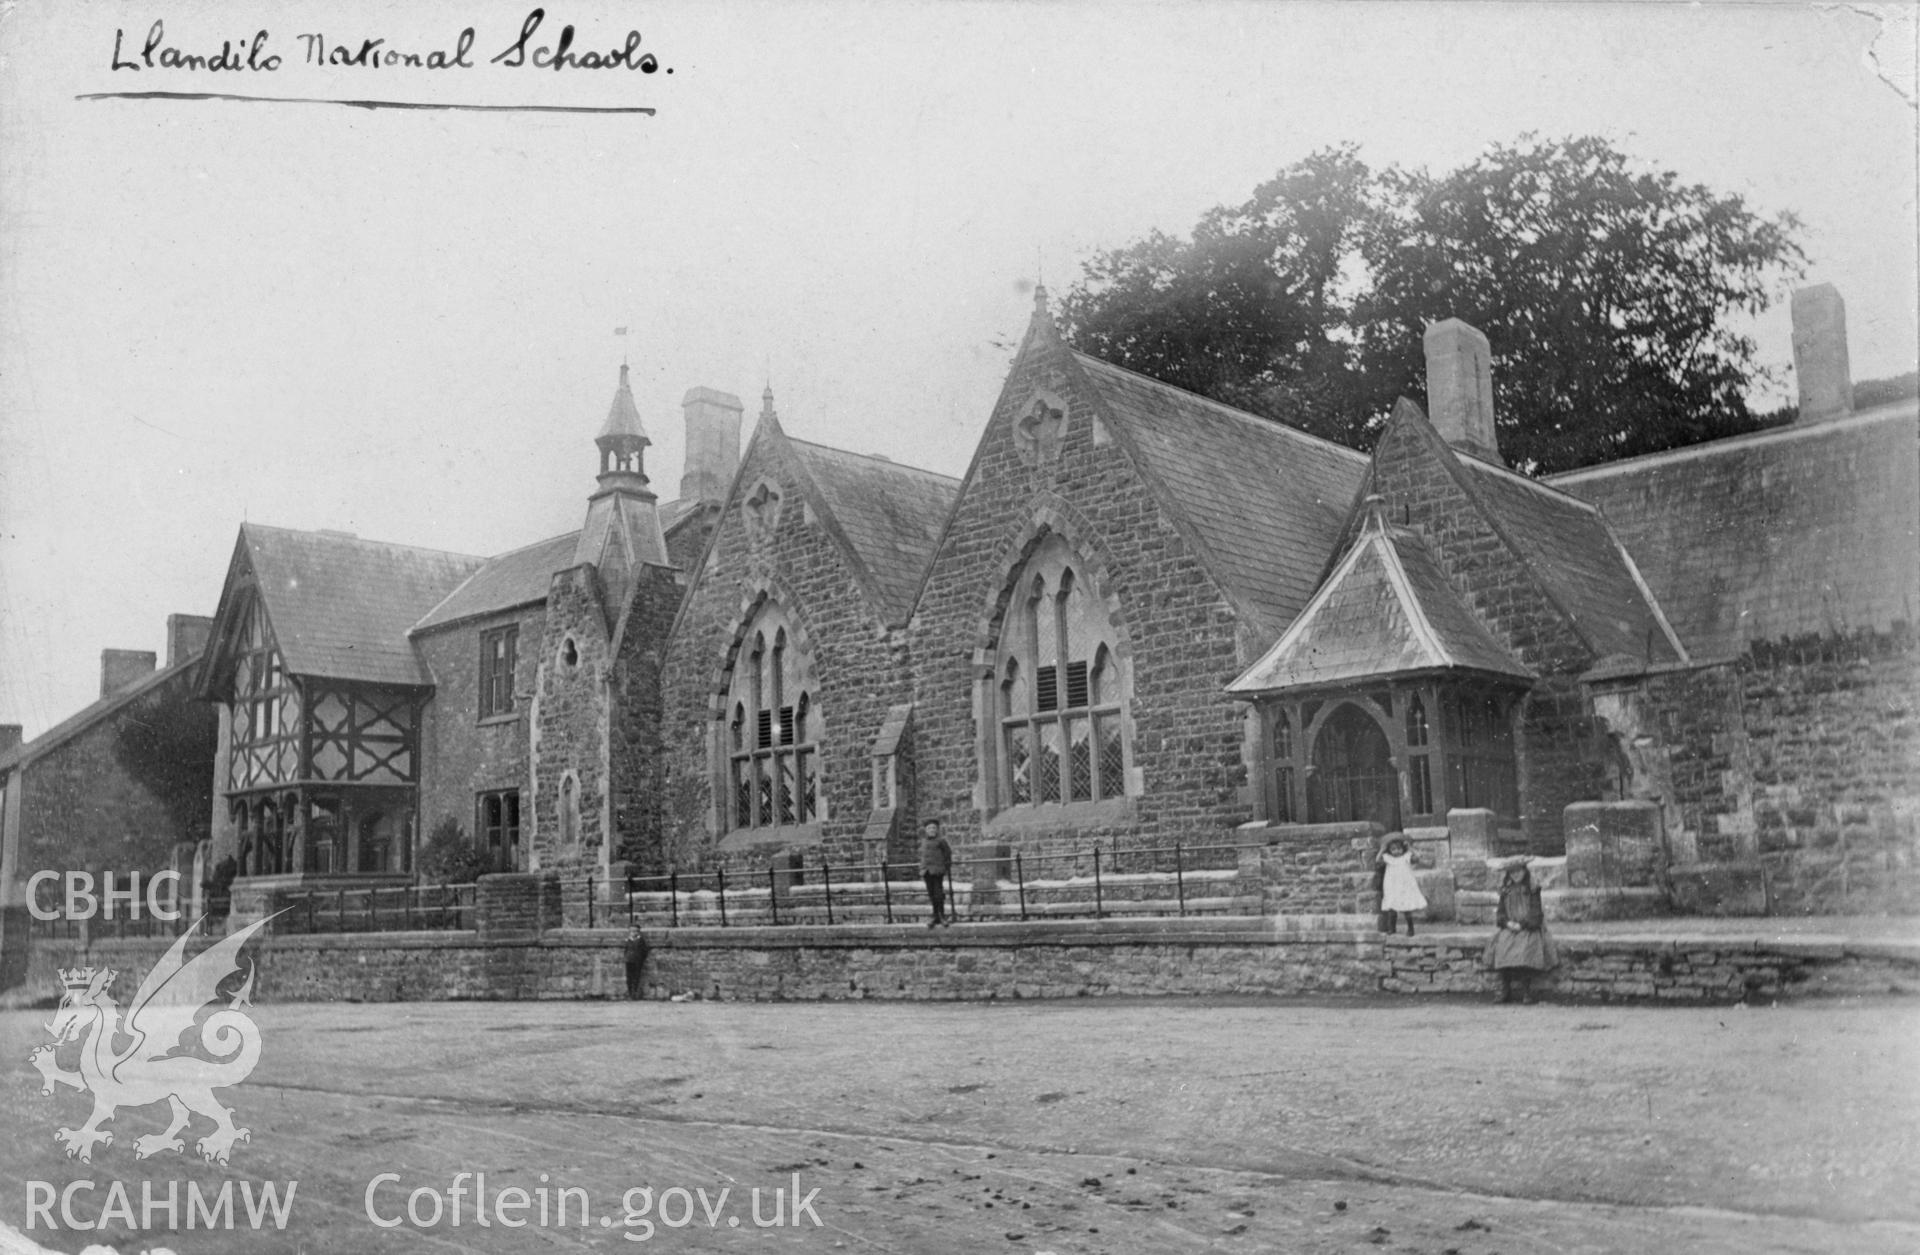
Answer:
xmin=220 ymin=525 xmax=485 ymax=687
xmin=413 ymin=531 xmax=581 ymax=634
xmin=0 ymin=659 xmax=193 ymax=775
xmin=1549 ymin=401 xmax=1920 ymax=659
xmin=1072 ymin=353 xmax=1369 ymax=644
xmin=1229 ymin=503 xmax=1532 ymax=696
xmin=413 ymin=498 xmax=704 ymax=637
xmin=787 ymin=437 xmax=960 ymax=627
xmin=1451 ymin=456 xmax=1686 ymax=667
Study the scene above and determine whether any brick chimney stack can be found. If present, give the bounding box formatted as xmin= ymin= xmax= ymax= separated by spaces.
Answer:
xmin=1791 ymin=283 xmax=1853 ymax=424
xmin=680 ymin=387 xmax=744 ymax=506
xmin=166 ymin=614 xmax=214 ymax=668
xmin=0 ymin=725 xmax=22 ymax=757
xmin=100 ymin=649 xmax=156 ymax=697
xmin=1423 ymin=318 xmax=1501 ymax=463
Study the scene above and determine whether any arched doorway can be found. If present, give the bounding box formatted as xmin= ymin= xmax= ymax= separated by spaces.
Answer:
xmin=1308 ymin=703 xmax=1401 ymax=832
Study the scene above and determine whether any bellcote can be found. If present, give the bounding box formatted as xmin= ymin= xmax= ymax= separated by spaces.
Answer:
xmin=595 ymin=364 xmax=655 ymax=498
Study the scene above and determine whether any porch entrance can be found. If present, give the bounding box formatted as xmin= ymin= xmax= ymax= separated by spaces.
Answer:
xmin=1308 ymin=703 xmax=1401 ymax=832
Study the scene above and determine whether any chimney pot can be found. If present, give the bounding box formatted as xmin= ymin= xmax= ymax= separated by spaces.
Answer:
xmin=100 ymin=649 xmax=157 ymax=698
xmin=1423 ymin=319 xmax=1501 ymax=463
xmin=1790 ymin=283 xmax=1853 ymax=423
xmin=680 ymin=387 xmax=744 ymax=507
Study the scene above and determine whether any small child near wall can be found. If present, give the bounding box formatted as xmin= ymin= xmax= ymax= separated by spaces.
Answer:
xmin=1375 ymin=836 xmax=1426 ymax=936
xmin=1484 ymin=861 xmax=1557 ymax=1004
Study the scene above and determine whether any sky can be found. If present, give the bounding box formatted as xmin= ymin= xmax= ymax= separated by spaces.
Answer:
xmin=1 ymin=0 xmax=1915 ymax=738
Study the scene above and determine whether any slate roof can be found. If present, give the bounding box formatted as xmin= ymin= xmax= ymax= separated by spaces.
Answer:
xmin=1073 ymin=353 xmax=1370 ymax=643
xmin=1230 ymin=507 xmax=1532 ymax=695
xmin=413 ymin=531 xmax=582 ymax=633
xmin=1550 ymin=401 xmax=1920 ymax=659
xmin=0 ymin=660 xmax=192 ymax=774
xmin=1452 ymin=457 xmax=1686 ymax=667
xmin=788 ymin=438 xmax=960 ymax=626
xmin=599 ymin=363 xmax=650 ymax=442
xmin=234 ymin=525 xmax=486 ymax=686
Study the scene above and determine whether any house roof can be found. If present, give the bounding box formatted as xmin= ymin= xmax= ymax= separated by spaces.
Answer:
xmin=1549 ymin=401 xmax=1920 ymax=659
xmin=230 ymin=525 xmax=486 ymax=687
xmin=1073 ymin=353 xmax=1370 ymax=644
xmin=787 ymin=437 xmax=961 ymax=626
xmin=412 ymin=531 xmax=582 ymax=634
xmin=1451 ymin=455 xmax=1686 ymax=667
xmin=0 ymin=659 xmax=193 ymax=775
xmin=1229 ymin=505 xmax=1533 ymax=695
xmin=414 ymin=497 xmax=705 ymax=636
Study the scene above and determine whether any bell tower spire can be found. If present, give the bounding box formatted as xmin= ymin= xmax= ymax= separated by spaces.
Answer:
xmin=595 ymin=363 xmax=655 ymax=498
xmin=575 ymin=363 xmax=669 ymax=612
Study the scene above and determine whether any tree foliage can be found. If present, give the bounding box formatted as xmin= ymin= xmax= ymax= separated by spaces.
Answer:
xmin=111 ymin=682 xmax=217 ymax=855
xmin=1059 ymin=136 xmax=1805 ymax=474
xmin=418 ymin=815 xmax=488 ymax=885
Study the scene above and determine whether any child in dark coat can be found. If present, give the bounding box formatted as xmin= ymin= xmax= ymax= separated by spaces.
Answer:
xmin=1484 ymin=862 xmax=1556 ymax=1003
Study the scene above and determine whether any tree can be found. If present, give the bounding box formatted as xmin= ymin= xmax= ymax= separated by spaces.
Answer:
xmin=1060 ymin=137 xmax=1806 ymax=474
xmin=418 ymin=816 xmax=488 ymax=885
xmin=1059 ymin=146 xmax=1381 ymax=446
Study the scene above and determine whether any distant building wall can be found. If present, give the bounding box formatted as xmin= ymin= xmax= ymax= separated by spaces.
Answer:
xmin=12 ymin=667 xmax=214 ymax=889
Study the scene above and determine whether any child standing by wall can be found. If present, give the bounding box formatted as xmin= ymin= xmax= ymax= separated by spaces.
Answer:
xmin=1375 ymin=836 xmax=1426 ymax=936
xmin=1484 ymin=862 xmax=1557 ymax=1003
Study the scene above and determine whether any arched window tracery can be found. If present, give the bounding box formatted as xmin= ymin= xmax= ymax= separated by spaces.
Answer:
xmin=722 ymin=601 xmax=820 ymax=832
xmin=992 ymin=536 xmax=1129 ymax=810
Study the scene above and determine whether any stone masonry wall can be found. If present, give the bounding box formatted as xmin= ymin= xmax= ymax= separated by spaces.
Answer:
xmin=14 ymin=666 xmax=214 ymax=884
xmin=1369 ymin=415 xmax=1602 ymax=852
xmin=1596 ymin=663 xmax=1752 ymax=867
xmin=657 ymin=426 xmax=913 ymax=875
xmin=530 ymin=566 xmax=613 ymax=874
xmin=609 ymin=565 xmax=684 ymax=868
xmin=907 ymin=323 xmax=1252 ymax=864
xmin=18 ymin=922 xmax=1915 ymax=1007
xmin=1744 ymin=631 xmax=1920 ymax=913
xmin=414 ymin=605 xmax=546 ymax=863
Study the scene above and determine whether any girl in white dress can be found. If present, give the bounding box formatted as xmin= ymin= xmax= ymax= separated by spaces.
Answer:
xmin=1376 ymin=836 xmax=1427 ymax=936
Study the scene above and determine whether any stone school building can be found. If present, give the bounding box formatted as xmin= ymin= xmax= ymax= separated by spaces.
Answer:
xmin=3 ymin=284 xmax=1915 ymax=935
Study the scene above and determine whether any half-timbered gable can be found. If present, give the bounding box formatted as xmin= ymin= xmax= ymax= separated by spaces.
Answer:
xmin=198 ymin=525 xmax=483 ymax=902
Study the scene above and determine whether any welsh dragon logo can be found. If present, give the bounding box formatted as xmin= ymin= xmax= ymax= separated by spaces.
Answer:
xmin=28 ymin=916 xmax=273 ymax=1165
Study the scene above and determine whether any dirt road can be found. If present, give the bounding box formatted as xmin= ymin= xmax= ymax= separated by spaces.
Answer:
xmin=3 ymin=995 xmax=1915 ymax=1253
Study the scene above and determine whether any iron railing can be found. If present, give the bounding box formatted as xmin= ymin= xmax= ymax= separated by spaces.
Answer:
xmin=273 ymin=883 xmax=477 ymax=935
xmin=568 ymin=839 xmax=1258 ymax=929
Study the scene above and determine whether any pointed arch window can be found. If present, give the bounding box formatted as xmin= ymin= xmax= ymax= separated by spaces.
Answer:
xmin=1405 ymin=694 xmax=1434 ymax=818
xmin=723 ymin=601 xmax=821 ymax=832
xmin=992 ymin=536 xmax=1130 ymax=810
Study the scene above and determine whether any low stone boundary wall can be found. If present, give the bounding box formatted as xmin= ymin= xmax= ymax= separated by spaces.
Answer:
xmin=14 ymin=919 xmax=1917 ymax=1007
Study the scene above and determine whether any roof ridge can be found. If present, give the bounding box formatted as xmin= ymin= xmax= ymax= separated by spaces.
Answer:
xmin=242 ymin=521 xmax=489 ymax=563
xmin=482 ymin=528 xmax=585 ymax=560
xmin=1 ymin=656 xmax=196 ymax=772
xmin=1456 ymin=452 xmax=1601 ymax=515
xmin=784 ymin=436 xmax=962 ymax=483
xmin=1070 ymin=351 xmax=1371 ymax=464
xmin=1549 ymin=402 xmax=1919 ymax=484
